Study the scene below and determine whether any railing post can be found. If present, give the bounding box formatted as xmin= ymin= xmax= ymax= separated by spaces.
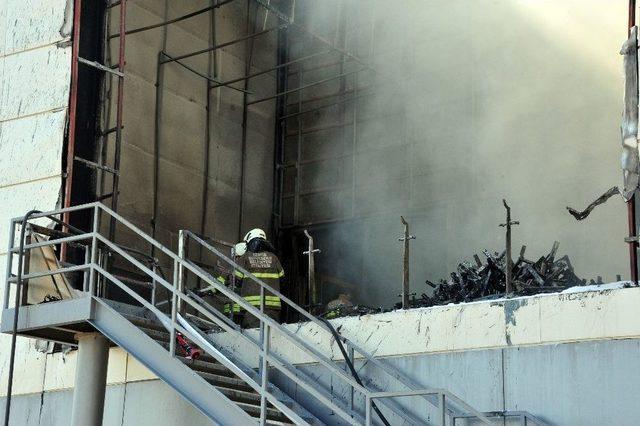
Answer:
xmin=347 ymin=342 xmax=355 ymax=411
xmin=82 ymin=245 xmax=90 ymax=292
xmin=177 ymin=230 xmax=186 ymax=315
xmin=229 ymin=245 xmax=236 ymax=320
xmin=151 ymin=263 xmax=157 ymax=307
xmin=4 ymin=219 xmax=16 ymax=310
xmin=303 ymin=230 xmax=321 ymax=313
xmin=170 ymin=258 xmax=179 ymax=357
xmin=88 ymin=206 xmax=100 ymax=296
xmin=259 ymin=284 xmax=265 ymax=345
xmin=438 ymin=393 xmax=446 ymax=426
xmin=398 ymin=216 xmax=415 ymax=309
xmin=259 ymin=323 xmax=271 ymax=425
xmin=365 ymin=396 xmax=372 ymax=426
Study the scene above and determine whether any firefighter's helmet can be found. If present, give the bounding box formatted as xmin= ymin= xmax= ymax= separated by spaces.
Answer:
xmin=244 ymin=228 xmax=266 ymax=243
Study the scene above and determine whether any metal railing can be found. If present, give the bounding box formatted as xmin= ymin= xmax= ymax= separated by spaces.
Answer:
xmin=181 ymin=230 xmax=505 ymax=425
xmin=3 ymin=202 xmax=547 ymax=425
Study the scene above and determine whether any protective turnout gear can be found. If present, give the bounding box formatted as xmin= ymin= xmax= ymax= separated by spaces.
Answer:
xmin=225 ymin=230 xmax=284 ymax=328
xmin=244 ymin=228 xmax=267 ymax=243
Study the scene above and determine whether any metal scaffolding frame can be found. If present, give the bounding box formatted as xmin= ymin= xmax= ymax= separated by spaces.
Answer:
xmin=63 ymin=0 xmax=128 ymax=256
xmin=93 ymin=0 xmax=374 ymax=249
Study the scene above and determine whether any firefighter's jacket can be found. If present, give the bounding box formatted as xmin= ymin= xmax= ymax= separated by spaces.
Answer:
xmin=226 ymin=250 xmax=284 ymax=313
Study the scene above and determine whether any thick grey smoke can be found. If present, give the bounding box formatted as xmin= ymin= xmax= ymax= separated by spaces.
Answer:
xmin=291 ymin=0 xmax=628 ymax=308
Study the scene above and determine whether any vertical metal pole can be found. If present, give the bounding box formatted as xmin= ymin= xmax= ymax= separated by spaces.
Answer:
xmin=229 ymin=246 xmax=236 ymax=320
xmin=170 ymin=258 xmax=178 ymax=357
xmin=365 ymin=396 xmax=372 ymax=426
xmin=347 ymin=343 xmax=355 ymax=412
xmin=4 ymin=220 xmax=16 ymax=310
xmin=259 ymin=284 xmax=265 ymax=348
xmin=628 ymin=0 xmax=639 ymax=285
xmin=500 ymin=199 xmax=519 ymax=294
xmin=438 ymin=393 xmax=446 ymax=426
xmin=259 ymin=323 xmax=271 ymax=425
xmin=238 ymin=0 xmax=258 ymax=239
xmin=151 ymin=263 xmax=157 ymax=306
xmin=89 ymin=206 xmax=99 ymax=296
xmin=399 ymin=216 xmax=414 ymax=309
xmin=303 ymin=230 xmax=320 ymax=312
xmin=62 ymin=0 xmax=83 ymax=259
xmin=294 ymin=69 xmax=303 ymax=226
xmin=151 ymin=51 xmax=165 ymax=255
xmin=107 ymin=0 xmax=127 ymax=244
xmin=83 ymin=245 xmax=90 ymax=292
xmin=177 ymin=230 xmax=186 ymax=314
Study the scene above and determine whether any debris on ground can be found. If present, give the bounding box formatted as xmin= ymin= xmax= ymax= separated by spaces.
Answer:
xmin=322 ymin=304 xmax=386 ymax=319
xmin=399 ymin=242 xmax=604 ymax=309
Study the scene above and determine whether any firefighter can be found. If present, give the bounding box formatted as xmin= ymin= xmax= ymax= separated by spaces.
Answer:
xmin=233 ymin=228 xmax=284 ymax=329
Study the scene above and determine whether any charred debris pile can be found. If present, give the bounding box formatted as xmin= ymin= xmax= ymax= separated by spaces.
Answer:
xmin=403 ymin=242 xmax=605 ymax=309
xmin=323 ymin=242 xmax=616 ymax=319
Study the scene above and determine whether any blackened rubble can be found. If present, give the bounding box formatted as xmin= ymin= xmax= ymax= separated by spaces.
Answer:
xmin=400 ymin=242 xmax=605 ymax=309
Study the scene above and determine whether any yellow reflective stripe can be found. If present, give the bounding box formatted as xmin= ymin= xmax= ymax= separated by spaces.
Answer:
xmin=243 ymin=295 xmax=281 ymax=308
xmin=243 ymin=295 xmax=280 ymax=301
xmin=234 ymin=270 xmax=244 ymax=279
xmin=216 ymin=275 xmax=226 ymax=284
xmin=252 ymin=272 xmax=283 ymax=279
xmin=223 ymin=304 xmax=241 ymax=313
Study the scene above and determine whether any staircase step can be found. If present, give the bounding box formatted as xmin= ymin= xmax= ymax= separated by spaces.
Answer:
xmin=140 ymin=327 xmax=170 ymax=342
xmin=236 ymin=401 xmax=291 ymax=422
xmin=122 ymin=313 xmax=166 ymax=331
xmin=195 ymin=370 xmax=256 ymax=392
xmin=178 ymin=356 xmax=228 ymax=374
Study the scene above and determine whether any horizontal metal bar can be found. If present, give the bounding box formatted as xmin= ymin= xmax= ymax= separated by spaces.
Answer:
xmin=252 ymin=0 xmax=372 ymax=72
xmin=160 ymin=52 xmax=252 ymax=95
xmin=109 ymin=0 xmax=236 ymax=39
xmin=285 ymin=120 xmax=353 ymax=138
xmin=279 ymin=86 xmax=374 ymax=121
xmin=74 ymin=156 xmax=119 ymax=175
xmin=208 ymin=49 xmax=331 ymax=91
xmin=99 ymin=126 xmax=121 ymax=136
xmin=369 ymin=389 xmax=444 ymax=399
xmin=78 ymin=57 xmax=124 ymax=77
xmin=8 ymin=263 xmax=89 ymax=283
xmin=11 ymin=202 xmax=100 ymax=223
xmin=247 ymin=68 xmax=364 ymax=106
xmin=10 ymin=233 xmax=92 ymax=253
xmin=160 ymin=24 xmax=287 ymax=64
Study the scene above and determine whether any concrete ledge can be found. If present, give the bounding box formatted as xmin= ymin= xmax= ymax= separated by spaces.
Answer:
xmin=210 ymin=285 xmax=640 ymax=368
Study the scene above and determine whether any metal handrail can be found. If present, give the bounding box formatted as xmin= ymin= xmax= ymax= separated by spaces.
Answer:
xmin=4 ymin=203 xmax=361 ymax=425
xmin=183 ymin=229 xmax=496 ymax=425
xmin=3 ymin=202 xmax=504 ymax=425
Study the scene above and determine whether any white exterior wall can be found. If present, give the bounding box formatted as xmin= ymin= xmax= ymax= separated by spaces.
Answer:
xmin=211 ymin=285 xmax=640 ymax=368
xmin=0 ymin=0 xmax=154 ymax=404
xmin=0 ymin=0 xmax=72 ymax=399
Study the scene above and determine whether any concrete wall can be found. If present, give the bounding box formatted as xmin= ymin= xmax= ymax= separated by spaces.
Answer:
xmin=281 ymin=0 xmax=632 ymax=308
xmin=0 ymin=0 xmax=73 ymax=416
xmin=213 ymin=285 xmax=640 ymax=425
xmin=108 ymin=0 xmax=279 ymax=256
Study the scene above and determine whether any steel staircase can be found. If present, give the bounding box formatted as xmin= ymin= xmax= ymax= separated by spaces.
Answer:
xmin=2 ymin=203 xmax=548 ymax=425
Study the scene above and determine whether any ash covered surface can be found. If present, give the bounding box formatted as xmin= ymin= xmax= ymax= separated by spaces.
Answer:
xmin=398 ymin=242 xmax=614 ymax=309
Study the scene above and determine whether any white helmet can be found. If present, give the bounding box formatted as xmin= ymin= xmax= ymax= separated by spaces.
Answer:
xmin=244 ymin=228 xmax=266 ymax=243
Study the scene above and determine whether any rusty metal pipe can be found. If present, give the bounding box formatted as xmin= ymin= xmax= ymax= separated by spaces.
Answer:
xmin=62 ymin=0 xmax=83 ymax=261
